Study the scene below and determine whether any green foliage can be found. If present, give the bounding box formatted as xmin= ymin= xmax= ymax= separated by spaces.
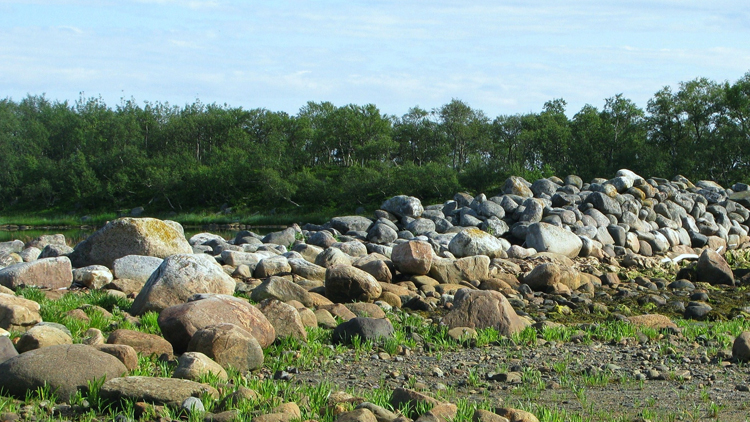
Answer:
xmin=2 ymin=72 xmax=750 ymax=216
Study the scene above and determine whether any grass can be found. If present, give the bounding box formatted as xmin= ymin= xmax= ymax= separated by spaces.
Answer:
xmin=8 ymin=289 xmax=750 ymax=422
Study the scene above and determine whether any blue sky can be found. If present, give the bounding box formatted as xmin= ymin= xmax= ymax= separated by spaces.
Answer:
xmin=1 ymin=0 xmax=749 ymax=117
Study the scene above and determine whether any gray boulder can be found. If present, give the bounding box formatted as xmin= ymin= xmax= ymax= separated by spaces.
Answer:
xmin=0 ymin=257 xmax=73 ymax=290
xmin=69 ymin=217 xmax=192 ymax=269
xmin=250 ymin=276 xmax=314 ymax=307
xmin=72 ymin=265 xmax=113 ymax=289
xmin=325 ymin=265 xmax=382 ymax=303
xmin=130 ymin=254 xmax=236 ymax=315
xmin=330 ymin=216 xmax=373 ymax=234
xmin=381 ymin=195 xmax=424 ymax=218
xmin=262 ymin=227 xmax=297 ymax=247
xmin=332 ymin=317 xmax=394 ymax=344
xmin=113 ymin=255 xmax=164 ymax=284
xmin=448 ymin=228 xmax=507 ymax=259
xmin=525 ymin=223 xmax=583 ymax=258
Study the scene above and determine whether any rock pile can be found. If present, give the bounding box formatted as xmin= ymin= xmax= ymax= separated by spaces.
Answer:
xmin=0 ymin=170 xmax=750 ymax=420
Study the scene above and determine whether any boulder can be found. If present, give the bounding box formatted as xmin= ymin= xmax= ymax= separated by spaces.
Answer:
xmin=0 ymin=293 xmax=42 ymax=331
xmin=157 ymin=294 xmax=275 ymax=354
xmin=0 ymin=344 xmax=127 ymax=401
xmin=16 ymin=324 xmax=72 ymax=353
xmin=502 ymin=176 xmax=533 ymax=197
xmin=381 ymin=195 xmax=424 ymax=218
xmin=429 ymin=256 xmax=490 ymax=284
xmin=19 ymin=247 xmax=41 ymax=262
xmin=523 ymin=263 xmax=583 ymax=291
xmin=353 ymin=255 xmax=393 ymax=283
xmin=391 ymin=241 xmax=433 ymax=275
xmin=130 ymin=254 xmax=236 ymax=315
xmin=173 ymin=351 xmax=228 ymax=382
xmin=72 ymin=265 xmax=113 ymax=289
xmin=525 ymin=223 xmax=583 ymax=258
xmin=99 ymin=376 xmax=218 ymax=406
xmin=69 ymin=217 xmax=192 ymax=269
xmin=442 ymin=289 xmax=529 ymax=336
xmin=315 ymin=247 xmax=353 ymax=268
xmin=262 ymin=227 xmax=297 ymax=247
xmin=0 ymin=257 xmax=73 ymax=290
xmin=187 ymin=323 xmax=264 ymax=372
xmin=627 ymin=314 xmax=678 ymax=330
xmin=448 ymin=228 xmax=507 ymax=259
xmin=332 ymin=317 xmax=394 ymax=344
xmin=107 ymin=329 xmax=174 ymax=358
xmin=94 ymin=344 xmax=139 ymax=371
xmin=40 ymin=244 xmax=74 ymax=258
xmin=257 ymin=299 xmax=307 ymax=342
xmin=330 ymin=216 xmax=373 ymax=234
xmin=325 ymin=265 xmax=382 ymax=303
xmin=732 ymin=332 xmax=750 ymax=362
xmin=696 ymin=249 xmax=734 ymax=285
xmin=112 ymin=255 xmax=164 ymax=284
xmin=288 ymin=258 xmax=327 ymax=281
xmin=250 ymin=276 xmax=314 ymax=307
xmin=0 ymin=336 xmax=18 ymax=364
xmin=0 ymin=240 xmax=25 ymax=255
xmin=254 ymin=256 xmax=292 ymax=278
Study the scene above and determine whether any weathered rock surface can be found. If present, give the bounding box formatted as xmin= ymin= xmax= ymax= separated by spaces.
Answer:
xmin=130 ymin=254 xmax=236 ymax=315
xmin=157 ymin=294 xmax=275 ymax=354
xmin=69 ymin=217 xmax=192 ymax=269
xmin=442 ymin=289 xmax=530 ymax=336
xmin=332 ymin=317 xmax=394 ymax=344
xmin=187 ymin=323 xmax=264 ymax=372
xmin=112 ymin=255 xmax=164 ymax=284
xmin=0 ymin=293 xmax=42 ymax=331
xmin=0 ymin=344 xmax=127 ymax=401
xmin=0 ymin=257 xmax=73 ymax=290
xmin=525 ymin=223 xmax=583 ymax=258
xmin=107 ymin=329 xmax=174 ymax=357
xmin=325 ymin=265 xmax=382 ymax=303
xmin=391 ymin=241 xmax=433 ymax=275
xmin=100 ymin=376 xmax=218 ymax=405
xmin=173 ymin=351 xmax=228 ymax=381
xmin=449 ymin=228 xmax=508 ymax=258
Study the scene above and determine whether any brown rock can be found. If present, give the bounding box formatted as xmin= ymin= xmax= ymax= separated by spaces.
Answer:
xmin=523 ymin=263 xmax=582 ymax=291
xmin=173 ymin=351 xmax=228 ymax=381
xmin=696 ymin=249 xmax=734 ymax=285
xmin=389 ymin=388 xmax=441 ymax=418
xmin=257 ymin=299 xmax=307 ymax=341
xmin=95 ymin=344 xmax=139 ymax=370
xmin=157 ymin=294 xmax=275 ymax=354
xmin=442 ymin=289 xmax=530 ymax=336
xmin=421 ymin=403 xmax=457 ymax=422
xmin=99 ymin=376 xmax=218 ymax=406
xmin=429 ymin=256 xmax=490 ymax=284
xmin=495 ymin=408 xmax=539 ymax=422
xmin=107 ymin=329 xmax=173 ymax=358
xmin=0 ymin=294 xmax=41 ymax=332
xmin=391 ymin=241 xmax=433 ymax=275
xmin=16 ymin=325 xmax=72 ymax=353
xmin=353 ymin=255 xmax=393 ymax=283
xmin=627 ymin=314 xmax=678 ymax=330
xmin=732 ymin=331 xmax=750 ymax=362
xmin=187 ymin=323 xmax=264 ymax=372
xmin=345 ymin=302 xmax=386 ymax=319
xmin=379 ymin=291 xmax=402 ymax=309
xmin=318 ymin=303 xmax=357 ymax=321
xmin=314 ymin=309 xmax=338 ymax=329
xmin=335 ymin=408 xmax=377 ymax=422
xmin=325 ymin=265 xmax=382 ymax=303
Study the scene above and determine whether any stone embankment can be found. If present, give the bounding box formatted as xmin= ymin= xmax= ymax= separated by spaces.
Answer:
xmin=1 ymin=170 xmax=750 ymax=421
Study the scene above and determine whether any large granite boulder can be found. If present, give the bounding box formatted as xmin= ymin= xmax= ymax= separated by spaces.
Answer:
xmin=157 ymin=294 xmax=275 ymax=354
xmin=130 ymin=254 xmax=236 ymax=315
xmin=72 ymin=265 xmax=113 ymax=289
xmin=330 ymin=216 xmax=374 ymax=234
xmin=332 ymin=317 xmax=394 ymax=344
xmin=112 ymin=255 xmax=164 ymax=284
xmin=391 ymin=241 xmax=433 ymax=275
xmin=448 ymin=228 xmax=508 ymax=258
xmin=525 ymin=223 xmax=582 ymax=258
xmin=442 ymin=289 xmax=529 ymax=336
xmin=429 ymin=256 xmax=490 ymax=284
xmin=381 ymin=195 xmax=423 ymax=218
xmin=523 ymin=263 xmax=583 ymax=291
xmin=325 ymin=265 xmax=382 ymax=303
xmin=0 ymin=344 xmax=127 ymax=401
xmin=69 ymin=217 xmax=192 ymax=269
xmin=0 ymin=293 xmax=42 ymax=331
xmin=0 ymin=257 xmax=73 ymax=290
xmin=250 ymin=276 xmax=314 ymax=307
xmin=187 ymin=323 xmax=264 ymax=372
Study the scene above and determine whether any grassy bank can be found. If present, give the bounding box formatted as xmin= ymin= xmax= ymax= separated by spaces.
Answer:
xmin=0 ymin=208 xmax=338 ymax=229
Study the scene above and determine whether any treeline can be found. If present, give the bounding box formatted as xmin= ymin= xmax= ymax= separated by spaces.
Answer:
xmin=0 ymin=73 xmax=749 ymax=214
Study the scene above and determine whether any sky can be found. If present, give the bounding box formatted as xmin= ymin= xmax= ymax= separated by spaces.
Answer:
xmin=1 ymin=0 xmax=749 ymax=118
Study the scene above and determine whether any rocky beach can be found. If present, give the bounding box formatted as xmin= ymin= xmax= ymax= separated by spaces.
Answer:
xmin=2 ymin=169 xmax=750 ymax=421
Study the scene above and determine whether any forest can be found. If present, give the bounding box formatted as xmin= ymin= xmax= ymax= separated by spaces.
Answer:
xmin=0 ymin=73 xmax=748 ymax=216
